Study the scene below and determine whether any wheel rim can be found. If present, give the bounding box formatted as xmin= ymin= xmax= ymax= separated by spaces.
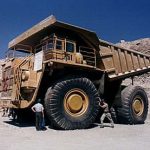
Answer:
xmin=64 ymin=89 xmax=89 ymax=117
xmin=132 ymin=96 xmax=144 ymax=116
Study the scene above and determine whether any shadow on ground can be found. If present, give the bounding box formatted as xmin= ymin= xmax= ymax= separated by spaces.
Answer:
xmin=47 ymin=123 xmax=99 ymax=131
xmin=3 ymin=118 xmax=35 ymax=128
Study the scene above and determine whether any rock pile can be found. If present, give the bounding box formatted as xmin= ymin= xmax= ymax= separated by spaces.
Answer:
xmin=117 ymin=38 xmax=150 ymax=55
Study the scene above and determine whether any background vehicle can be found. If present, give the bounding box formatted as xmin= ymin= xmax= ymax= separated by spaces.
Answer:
xmin=0 ymin=15 xmax=149 ymax=129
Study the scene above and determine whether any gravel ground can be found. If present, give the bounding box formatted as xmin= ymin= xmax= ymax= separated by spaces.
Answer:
xmin=0 ymin=112 xmax=150 ymax=150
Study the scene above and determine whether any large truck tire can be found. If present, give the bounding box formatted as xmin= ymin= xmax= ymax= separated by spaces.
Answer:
xmin=44 ymin=77 xmax=99 ymax=130
xmin=117 ymin=85 xmax=148 ymax=124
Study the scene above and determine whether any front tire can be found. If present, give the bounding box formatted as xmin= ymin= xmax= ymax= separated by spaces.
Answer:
xmin=44 ymin=77 xmax=99 ymax=130
xmin=117 ymin=85 xmax=148 ymax=124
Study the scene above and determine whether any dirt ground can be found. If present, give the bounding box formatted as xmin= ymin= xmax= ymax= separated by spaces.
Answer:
xmin=0 ymin=111 xmax=150 ymax=150
xmin=0 ymin=78 xmax=150 ymax=150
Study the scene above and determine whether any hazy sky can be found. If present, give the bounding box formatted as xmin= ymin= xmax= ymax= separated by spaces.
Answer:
xmin=0 ymin=0 xmax=150 ymax=58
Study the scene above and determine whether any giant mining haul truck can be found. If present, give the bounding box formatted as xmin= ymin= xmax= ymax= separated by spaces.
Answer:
xmin=0 ymin=15 xmax=149 ymax=129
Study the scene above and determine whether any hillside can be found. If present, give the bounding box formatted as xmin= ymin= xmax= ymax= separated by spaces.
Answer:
xmin=116 ymin=38 xmax=150 ymax=55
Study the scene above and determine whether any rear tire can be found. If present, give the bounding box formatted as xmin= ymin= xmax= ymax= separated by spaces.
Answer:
xmin=44 ymin=77 xmax=99 ymax=130
xmin=117 ymin=85 xmax=148 ymax=124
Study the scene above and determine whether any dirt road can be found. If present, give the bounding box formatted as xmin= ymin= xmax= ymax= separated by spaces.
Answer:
xmin=0 ymin=113 xmax=150 ymax=150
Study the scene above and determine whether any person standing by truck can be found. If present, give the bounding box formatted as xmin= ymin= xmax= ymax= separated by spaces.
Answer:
xmin=31 ymin=98 xmax=45 ymax=131
xmin=99 ymin=99 xmax=114 ymax=128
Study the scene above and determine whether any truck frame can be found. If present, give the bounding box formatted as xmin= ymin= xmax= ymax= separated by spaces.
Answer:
xmin=0 ymin=15 xmax=149 ymax=129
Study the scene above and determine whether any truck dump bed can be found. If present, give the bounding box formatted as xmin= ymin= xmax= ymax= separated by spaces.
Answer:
xmin=99 ymin=40 xmax=150 ymax=80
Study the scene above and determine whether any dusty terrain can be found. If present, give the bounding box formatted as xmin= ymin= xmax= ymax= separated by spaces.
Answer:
xmin=0 ymin=112 xmax=150 ymax=150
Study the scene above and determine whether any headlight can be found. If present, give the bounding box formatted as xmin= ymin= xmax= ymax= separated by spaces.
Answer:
xmin=22 ymin=71 xmax=30 ymax=81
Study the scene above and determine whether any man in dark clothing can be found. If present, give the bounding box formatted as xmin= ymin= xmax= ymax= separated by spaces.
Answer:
xmin=99 ymin=99 xmax=114 ymax=128
xmin=31 ymin=98 xmax=45 ymax=131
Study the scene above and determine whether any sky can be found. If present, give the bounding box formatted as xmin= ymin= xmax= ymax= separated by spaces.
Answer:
xmin=0 ymin=0 xmax=150 ymax=58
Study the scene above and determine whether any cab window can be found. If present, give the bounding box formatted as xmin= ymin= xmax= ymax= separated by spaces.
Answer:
xmin=56 ymin=40 xmax=63 ymax=50
xmin=66 ymin=42 xmax=74 ymax=53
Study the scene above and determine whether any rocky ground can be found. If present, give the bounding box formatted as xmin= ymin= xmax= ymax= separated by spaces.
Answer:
xmin=116 ymin=38 xmax=150 ymax=55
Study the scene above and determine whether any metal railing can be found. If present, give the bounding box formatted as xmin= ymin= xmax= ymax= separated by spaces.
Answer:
xmin=34 ymin=36 xmax=96 ymax=67
xmin=79 ymin=46 xmax=96 ymax=67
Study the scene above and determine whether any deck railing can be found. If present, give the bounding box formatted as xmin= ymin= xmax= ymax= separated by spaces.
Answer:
xmin=79 ymin=46 xmax=96 ymax=67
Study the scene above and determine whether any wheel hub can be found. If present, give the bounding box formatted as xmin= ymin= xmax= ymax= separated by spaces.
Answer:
xmin=67 ymin=94 xmax=83 ymax=113
xmin=64 ymin=89 xmax=89 ymax=117
xmin=132 ymin=97 xmax=144 ymax=116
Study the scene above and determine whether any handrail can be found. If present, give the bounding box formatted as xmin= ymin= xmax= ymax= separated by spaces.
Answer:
xmin=13 ymin=54 xmax=33 ymax=101
xmin=79 ymin=46 xmax=96 ymax=67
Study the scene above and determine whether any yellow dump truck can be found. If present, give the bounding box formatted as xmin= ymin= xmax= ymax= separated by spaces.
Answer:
xmin=0 ymin=15 xmax=149 ymax=129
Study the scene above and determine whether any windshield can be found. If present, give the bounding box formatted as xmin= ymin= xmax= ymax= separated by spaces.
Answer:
xmin=5 ymin=50 xmax=31 ymax=59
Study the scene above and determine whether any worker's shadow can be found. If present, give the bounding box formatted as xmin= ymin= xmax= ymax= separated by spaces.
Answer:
xmin=93 ymin=123 xmax=113 ymax=128
xmin=99 ymin=124 xmax=114 ymax=128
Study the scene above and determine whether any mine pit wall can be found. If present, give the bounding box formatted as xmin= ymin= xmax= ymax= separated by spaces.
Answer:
xmin=0 ymin=60 xmax=5 ymax=96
